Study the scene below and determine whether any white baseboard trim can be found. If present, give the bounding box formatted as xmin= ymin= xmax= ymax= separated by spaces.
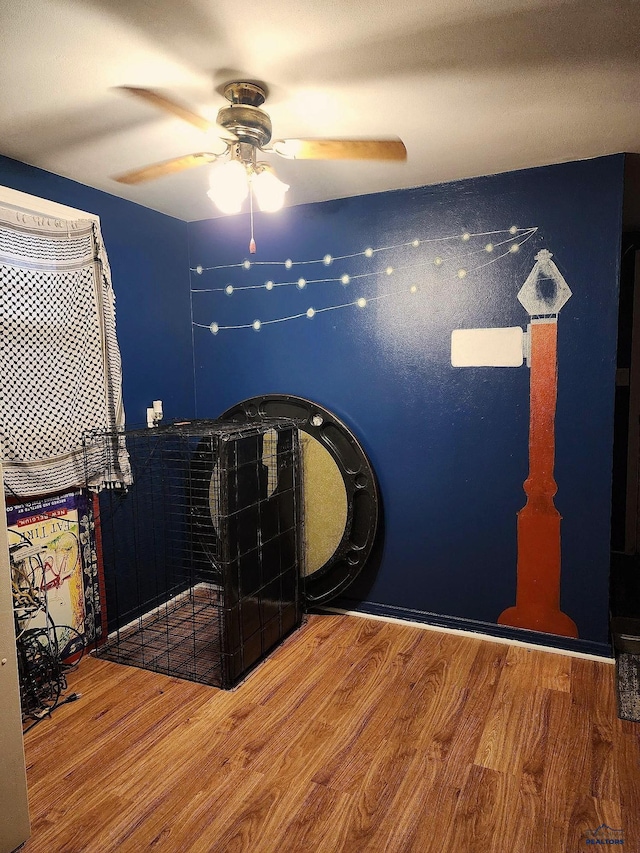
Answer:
xmin=321 ymin=606 xmax=615 ymax=664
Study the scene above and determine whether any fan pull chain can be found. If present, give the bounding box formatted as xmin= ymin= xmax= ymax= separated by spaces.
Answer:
xmin=249 ymin=185 xmax=256 ymax=254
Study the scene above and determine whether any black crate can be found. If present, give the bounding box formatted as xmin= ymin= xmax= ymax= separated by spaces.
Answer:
xmin=84 ymin=419 xmax=303 ymax=689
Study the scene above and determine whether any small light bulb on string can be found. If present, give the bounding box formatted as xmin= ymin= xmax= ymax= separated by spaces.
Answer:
xmin=509 ymin=243 xmax=520 ymax=253
xmin=285 ymin=259 xmax=292 ymax=269
xmin=252 ymin=319 xmax=261 ymax=331
xmin=265 ymin=280 xmax=274 ymax=290
xmin=210 ymin=322 xmax=219 ymax=335
xmin=457 ymin=268 xmax=467 ymax=279
xmin=297 ymin=278 xmax=306 ymax=289
xmin=357 ymin=297 xmax=367 ymax=308
xmin=341 ymin=274 xmax=350 ymax=285
xmin=306 ymin=308 xmax=315 ymax=319
xmin=323 ymin=254 xmax=332 ymax=265
xmin=196 ymin=265 xmax=203 ymax=275
xmin=462 ymin=232 xmax=471 ymax=242
xmin=509 ymin=225 xmax=518 ymax=234
xmin=225 ymin=285 xmax=234 ymax=295
xmin=364 ymin=248 xmax=373 ymax=258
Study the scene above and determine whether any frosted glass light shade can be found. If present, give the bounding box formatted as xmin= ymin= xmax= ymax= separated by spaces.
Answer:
xmin=252 ymin=170 xmax=289 ymax=212
xmin=207 ymin=160 xmax=248 ymax=214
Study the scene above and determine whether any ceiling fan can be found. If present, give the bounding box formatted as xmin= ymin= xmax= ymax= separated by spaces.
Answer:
xmin=113 ymin=81 xmax=407 ymax=211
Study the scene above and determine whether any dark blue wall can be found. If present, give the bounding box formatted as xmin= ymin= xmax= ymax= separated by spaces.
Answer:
xmin=0 ymin=155 xmax=194 ymax=424
xmin=188 ymin=155 xmax=625 ymax=653
xmin=1 ymin=152 xmax=624 ymax=652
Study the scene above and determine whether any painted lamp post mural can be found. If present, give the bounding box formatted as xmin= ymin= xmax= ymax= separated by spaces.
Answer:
xmin=452 ymin=249 xmax=578 ymax=638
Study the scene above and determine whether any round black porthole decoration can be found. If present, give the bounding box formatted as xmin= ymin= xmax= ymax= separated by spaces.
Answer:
xmin=219 ymin=395 xmax=380 ymax=606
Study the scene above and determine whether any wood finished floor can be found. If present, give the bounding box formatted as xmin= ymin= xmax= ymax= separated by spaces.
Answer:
xmin=21 ymin=614 xmax=640 ymax=853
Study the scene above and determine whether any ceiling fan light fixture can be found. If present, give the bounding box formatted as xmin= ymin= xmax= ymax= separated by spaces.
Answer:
xmin=207 ymin=159 xmax=248 ymax=214
xmin=271 ymin=139 xmax=302 ymax=160
xmin=252 ymin=166 xmax=289 ymax=212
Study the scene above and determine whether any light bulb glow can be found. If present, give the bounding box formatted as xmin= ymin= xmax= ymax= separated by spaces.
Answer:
xmin=225 ymin=285 xmax=234 ymax=295
xmin=341 ymin=274 xmax=350 ymax=285
xmin=306 ymin=308 xmax=315 ymax=318
xmin=252 ymin=169 xmax=289 ymax=212
xmin=252 ymin=320 xmax=261 ymax=331
xmin=207 ymin=160 xmax=248 ymax=214
xmin=297 ymin=278 xmax=306 ymax=289
xmin=364 ymin=248 xmax=373 ymax=258
xmin=285 ymin=259 xmax=292 ymax=269
xmin=457 ymin=269 xmax=467 ymax=278
xmin=357 ymin=298 xmax=367 ymax=308
xmin=210 ymin=322 xmax=219 ymax=335
xmin=323 ymin=254 xmax=332 ymax=265
xmin=243 ymin=260 xmax=251 ymax=269
xmin=196 ymin=265 xmax=203 ymax=274
xmin=265 ymin=280 xmax=274 ymax=290
xmin=509 ymin=243 xmax=520 ymax=253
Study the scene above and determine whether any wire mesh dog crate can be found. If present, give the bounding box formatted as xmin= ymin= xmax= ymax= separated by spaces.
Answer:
xmin=83 ymin=419 xmax=303 ymax=689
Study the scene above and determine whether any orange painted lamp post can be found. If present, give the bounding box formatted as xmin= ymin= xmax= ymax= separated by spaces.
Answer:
xmin=498 ymin=250 xmax=578 ymax=637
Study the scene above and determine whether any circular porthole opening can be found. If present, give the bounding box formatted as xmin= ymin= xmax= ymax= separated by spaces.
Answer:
xmin=219 ymin=395 xmax=380 ymax=606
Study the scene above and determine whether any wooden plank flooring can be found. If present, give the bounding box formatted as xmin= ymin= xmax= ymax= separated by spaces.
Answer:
xmin=20 ymin=614 xmax=640 ymax=853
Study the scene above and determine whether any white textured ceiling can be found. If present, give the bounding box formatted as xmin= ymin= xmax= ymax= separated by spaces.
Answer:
xmin=1 ymin=0 xmax=639 ymax=221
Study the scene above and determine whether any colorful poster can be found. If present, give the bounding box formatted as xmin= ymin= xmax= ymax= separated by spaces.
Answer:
xmin=7 ymin=492 xmax=86 ymax=659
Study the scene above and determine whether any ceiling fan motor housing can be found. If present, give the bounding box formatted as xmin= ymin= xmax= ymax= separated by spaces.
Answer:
xmin=217 ymin=104 xmax=272 ymax=148
xmin=217 ymin=83 xmax=272 ymax=148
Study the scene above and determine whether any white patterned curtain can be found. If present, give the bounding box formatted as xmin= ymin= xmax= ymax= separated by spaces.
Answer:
xmin=0 ymin=206 xmax=131 ymax=496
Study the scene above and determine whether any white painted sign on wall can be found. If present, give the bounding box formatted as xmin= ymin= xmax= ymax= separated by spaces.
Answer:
xmin=451 ymin=326 xmax=524 ymax=368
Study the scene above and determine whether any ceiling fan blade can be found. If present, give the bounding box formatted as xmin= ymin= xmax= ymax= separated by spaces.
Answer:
xmin=113 ymin=152 xmax=221 ymax=185
xmin=272 ymin=138 xmax=407 ymax=161
xmin=117 ymin=86 xmax=237 ymax=139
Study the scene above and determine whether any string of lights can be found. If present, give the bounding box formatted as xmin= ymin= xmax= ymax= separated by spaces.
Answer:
xmin=192 ymin=231 xmax=536 ymax=295
xmin=193 ymin=293 xmax=395 ymax=334
xmin=190 ymin=226 xmax=536 ymax=275
xmin=192 ymin=225 xmax=538 ymax=334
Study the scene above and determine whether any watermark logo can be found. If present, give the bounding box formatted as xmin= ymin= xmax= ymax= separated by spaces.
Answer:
xmin=583 ymin=824 xmax=624 ymax=845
